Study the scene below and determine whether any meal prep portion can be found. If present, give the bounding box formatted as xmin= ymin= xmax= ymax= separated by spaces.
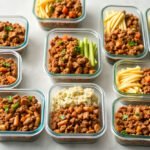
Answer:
xmin=50 ymin=86 xmax=101 ymax=134
xmin=116 ymin=66 xmax=150 ymax=94
xmin=0 ymin=21 xmax=25 ymax=47
xmin=0 ymin=95 xmax=41 ymax=131
xmin=48 ymin=35 xmax=98 ymax=74
xmin=0 ymin=57 xmax=17 ymax=85
xmin=104 ymin=10 xmax=144 ymax=55
xmin=115 ymin=105 xmax=150 ymax=136
xmin=36 ymin=0 xmax=82 ymax=19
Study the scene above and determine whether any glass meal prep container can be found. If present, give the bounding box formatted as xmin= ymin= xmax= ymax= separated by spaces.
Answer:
xmin=0 ymin=16 xmax=29 ymax=52
xmin=0 ymin=89 xmax=45 ymax=142
xmin=100 ymin=5 xmax=148 ymax=64
xmin=145 ymin=8 xmax=150 ymax=52
xmin=0 ymin=50 xmax=22 ymax=89
xmin=113 ymin=60 xmax=150 ymax=97
xmin=45 ymin=83 xmax=107 ymax=143
xmin=44 ymin=28 xmax=102 ymax=80
xmin=112 ymin=96 xmax=150 ymax=146
xmin=32 ymin=0 xmax=86 ymax=30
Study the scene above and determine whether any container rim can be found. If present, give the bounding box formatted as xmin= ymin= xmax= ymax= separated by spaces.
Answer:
xmin=43 ymin=28 xmax=102 ymax=79
xmin=100 ymin=5 xmax=148 ymax=59
xmin=113 ymin=59 xmax=150 ymax=97
xmin=0 ymin=16 xmax=29 ymax=51
xmin=0 ymin=50 xmax=22 ymax=89
xmin=111 ymin=97 xmax=150 ymax=141
xmin=0 ymin=89 xmax=45 ymax=137
xmin=32 ymin=0 xmax=86 ymax=23
xmin=45 ymin=83 xmax=107 ymax=139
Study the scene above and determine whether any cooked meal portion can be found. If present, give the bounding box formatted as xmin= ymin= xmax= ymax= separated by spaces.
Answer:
xmin=36 ymin=0 xmax=82 ymax=19
xmin=48 ymin=35 xmax=98 ymax=74
xmin=0 ymin=95 xmax=41 ymax=131
xmin=104 ymin=11 xmax=144 ymax=55
xmin=50 ymin=86 xmax=101 ymax=134
xmin=0 ymin=57 xmax=17 ymax=85
xmin=0 ymin=21 xmax=25 ymax=47
xmin=116 ymin=66 xmax=150 ymax=94
xmin=115 ymin=105 xmax=150 ymax=136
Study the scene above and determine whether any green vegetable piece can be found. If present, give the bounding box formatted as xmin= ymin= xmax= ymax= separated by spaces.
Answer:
xmin=59 ymin=115 xmax=65 ymax=120
xmin=7 ymin=96 xmax=13 ymax=103
xmin=83 ymin=37 xmax=89 ymax=58
xmin=128 ymin=41 xmax=137 ymax=47
xmin=57 ymin=40 xmax=63 ymax=46
xmin=2 ymin=62 xmax=11 ymax=68
xmin=122 ymin=114 xmax=128 ymax=120
xmin=135 ymin=113 xmax=140 ymax=116
xmin=3 ymin=33 xmax=8 ymax=40
xmin=121 ymin=130 xmax=128 ymax=136
xmin=79 ymin=40 xmax=84 ymax=55
xmin=74 ymin=46 xmax=80 ymax=54
xmin=28 ymin=96 xmax=33 ymax=101
xmin=61 ymin=49 xmax=66 ymax=55
xmin=89 ymin=41 xmax=95 ymax=67
xmin=3 ymin=105 xmax=9 ymax=112
xmin=55 ymin=0 xmax=62 ymax=2
xmin=4 ymin=26 xmax=14 ymax=31
xmin=11 ymin=102 xmax=19 ymax=110
xmin=49 ymin=5 xmax=55 ymax=13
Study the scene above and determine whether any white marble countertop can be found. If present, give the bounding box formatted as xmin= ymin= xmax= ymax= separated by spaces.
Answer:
xmin=0 ymin=0 xmax=150 ymax=150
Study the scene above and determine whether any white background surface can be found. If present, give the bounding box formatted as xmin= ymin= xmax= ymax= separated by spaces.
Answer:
xmin=0 ymin=0 xmax=150 ymax=150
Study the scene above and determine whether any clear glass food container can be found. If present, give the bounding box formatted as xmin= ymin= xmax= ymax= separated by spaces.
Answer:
xmin=0 ymin=89 xmax=45 ymax=141
xmin=145 ymin=8 xmax=150 ymax=52
xmin=45 ymin=83 xmax=107 ymax=143
xmin=44 ymin=28 xmax=102 ymax=81
xmin=0 ymin=50 xmax=22 ymax=89
xmin=100 ymin=5 xmax=148 ymax=64
xmin=32 ymin=0 xmax=86 ymax=30
xmin=0 ymin=16 xmax=29 ymax=52
xmin=112 ymin=96 xmax=150 ymax=146
xmin=113 ymin=60 xmax=150 ymax=97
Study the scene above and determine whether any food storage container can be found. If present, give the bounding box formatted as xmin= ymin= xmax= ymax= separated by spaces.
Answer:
xmin=0 ymin=89 xmax=45 ymax=141
xmin=0 ymin=16 xmax=29 ymax=52
xmin=45 ymin=83 xmax=107 ymax=143
xmin=112 ymin=96 xmax=150 ymax=146
xmin=145 ymin=8 xmax=150 ymax=52
xmin=32 ymin=0 xmax=86 ymax=30
xmin=113 ymin=60 xmax=150 ymax=97
xmin=44 ymin=28 xmax=102 ymax=81
xmin=0 ymin=50 xmax=22 ymax=89
xmin=100 ymin=5 xmax=148 ymax=64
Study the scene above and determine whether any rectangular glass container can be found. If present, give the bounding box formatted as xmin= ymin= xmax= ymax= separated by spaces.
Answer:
xmin=0 ymin=50 xmax=22 ymax=89
xmin=100 ymin=5 xmax=148 ymax=64
xmin=32 ymin=0 xmax=86 ymax=30
xmin=0 ymin=89 xmax=45 ymax=141
xmin=112 ymin=97 xmax=150 ymax=146
xmin=0 ymin=16 xmax=29 ymax=52
xmin=44 ymin=28 xmax=102 ymax=80
xmin=45 ymin=83 xmax=107 ymax=143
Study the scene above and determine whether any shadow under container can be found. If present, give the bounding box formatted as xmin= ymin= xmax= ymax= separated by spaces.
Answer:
xmin=0 ymin=89 xmax=45 ymax=142
xmin=45 ymin=83 xmax=107 ymax=143
xmin=0 ymin=50 xmax=22 ymax=89
xmin=33 ymin=0 xmax=86 ymax=30
xmin=100 ymin=5 xmax=148 ymax=65
xmin=0 ymin=16 xmax=29 ymax=52
xmin=113 ymin=60 xmax=150 ymax=97
xmin=44 ymin=28 xmax=102 ymax=81
xmin=145 ymin=8 xmax=150 ymax=52
xmin=112 ymin=97 xmax=150 ymax=146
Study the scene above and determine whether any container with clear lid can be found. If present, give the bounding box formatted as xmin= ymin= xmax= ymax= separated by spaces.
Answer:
xmin=0 ymin=16 xmax=29 ymax=52
xmin=112 ymin=96 xmax=150 ymax=146
xmin=100 ymin=5 xmax=148 ymax=64
xmin=45 ymin=83 xmax=107 ymax=143
xmin=44 ymin=28 xmax=102 ymax=81
xmin=0 ymin=89 xmax=45 ymax=141
xmin=113 ymin=60 xmax=150 ymax=97
xmin=33 ymin=0 xmax=86 ymax=30
xmin=0 ymin=50 xmax=22 ymax=89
